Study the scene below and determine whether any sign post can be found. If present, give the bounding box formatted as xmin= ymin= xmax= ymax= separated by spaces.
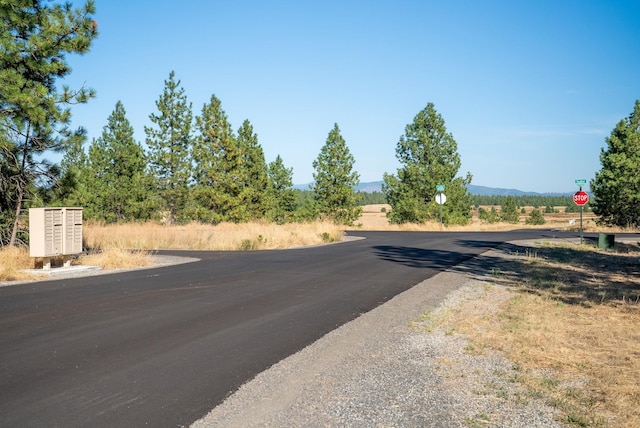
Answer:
xmin=435 ymin=185 xmax=446 ymax=226
xmin=573 ymin=183 xmax=589 ymax=244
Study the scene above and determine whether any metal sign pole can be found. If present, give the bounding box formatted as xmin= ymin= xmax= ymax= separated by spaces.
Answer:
xmin=580 ymin=204 xmax=583 ymax=245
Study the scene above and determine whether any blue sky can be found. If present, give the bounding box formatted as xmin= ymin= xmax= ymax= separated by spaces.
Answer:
xmin=64 ymin=0 xmax=640 ymax=193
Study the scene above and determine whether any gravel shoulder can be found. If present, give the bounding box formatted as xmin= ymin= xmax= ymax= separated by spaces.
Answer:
xmin=192 ymin=242 xmax=562 ymax=428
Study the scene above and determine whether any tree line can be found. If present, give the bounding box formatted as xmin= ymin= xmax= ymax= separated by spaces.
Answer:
xmin=2 ymin=2 xmax=638 ymax=247
xmin=28 ymin=72 xmax=365 ymax=228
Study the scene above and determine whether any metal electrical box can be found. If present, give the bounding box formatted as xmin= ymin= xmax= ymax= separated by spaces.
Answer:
xmin=29 ymin=207 xmax=83 ymax=268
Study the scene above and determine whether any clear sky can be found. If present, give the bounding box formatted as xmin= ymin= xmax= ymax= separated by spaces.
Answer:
xmin=63 ymin=0 xmax=640 ymax=193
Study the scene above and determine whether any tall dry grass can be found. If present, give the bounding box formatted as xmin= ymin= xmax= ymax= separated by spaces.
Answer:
xmin=76 ymin=247 xmax=153 ymax=270
xmin=83 ymin=220 xmax=345 ymax=251
xmin=0 ymin=246 xmax=37 ymax=282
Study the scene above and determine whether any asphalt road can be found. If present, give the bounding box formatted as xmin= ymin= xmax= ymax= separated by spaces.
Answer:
xmin=0 ymin=230 xmax=572 ymax=427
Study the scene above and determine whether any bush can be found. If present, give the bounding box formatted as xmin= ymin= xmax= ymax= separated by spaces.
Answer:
xmin=500 ymin=197 xmax=520 ymax=224
xmin=479 ymin=207 xmax=500 ymax=223
xmin=526 ymin=209 xmax=546 ymax=225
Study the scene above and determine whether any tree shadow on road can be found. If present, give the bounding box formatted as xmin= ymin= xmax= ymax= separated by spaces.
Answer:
xmin=452 ymin=239 xmax=640 ymax=307
xmin=372 ymin=245 xmax=483 ymax=270
xmin=373 ymin=238 xmax=640 ymax=307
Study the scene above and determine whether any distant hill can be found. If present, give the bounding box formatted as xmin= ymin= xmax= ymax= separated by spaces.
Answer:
xmin=466 ymin=184 xmax=571 ymax=197
xmin=293 ymin=181 xmax=384 ymax=192
xmin=295 ymin=181 xmax=570 ymax=196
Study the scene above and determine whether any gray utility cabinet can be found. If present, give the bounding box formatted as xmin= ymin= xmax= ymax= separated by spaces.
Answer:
xmin=29 ymin=207 xmax=83 ymax=269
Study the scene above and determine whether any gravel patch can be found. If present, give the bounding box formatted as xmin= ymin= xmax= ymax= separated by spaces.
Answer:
xmin=192 ymin=256 xmax=563 ymax=427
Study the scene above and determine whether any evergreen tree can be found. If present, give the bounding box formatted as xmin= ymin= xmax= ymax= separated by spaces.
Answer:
xmin=526 ymin=209 xmax=546 ymax=225
xmin=383 ymin=103 xmax=472 ymax=225
xmin=83 ymin=102 xmax=154 ymax=222
xmin=145 ymin=71 xmax=193 ymax=224
xmin=478 ymin=206 xmax=500 ymax=223
xmin=312 ymin=123 xmax=361 ymax=225
xmin=500 ymin=196 xmax=519 ymax=223
xmin=0 ymin=1 xmax=98 ymax=245
xmin=191 ymin=95 xmax=242 ymax=223
xmin=267 ymin=155 xmax=296 ymax=223
xmin=236 ymin=119 xmax=269 ymax=220
xmin=591 ymin=100 xmax=640 ymax=228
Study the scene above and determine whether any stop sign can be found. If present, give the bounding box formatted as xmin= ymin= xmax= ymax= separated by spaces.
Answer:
xmin=574 ymin=190 xmax=589 ymax=206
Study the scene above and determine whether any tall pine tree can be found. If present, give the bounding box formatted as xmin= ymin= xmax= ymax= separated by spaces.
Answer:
xmin=312 ymin=123 xmax=361 ymax=225
xmin=267 ymin=155 xmax=296 ymax=224
xmin=191 ymin=95 xmax=242 ymax=223
xmin=383 ymin=102 xmax=472 ymax=225
xmin=236 ymin=119 xmax=269 ymax=220
xmin=145 ymin=71 xmax=193 ymax=224
xmin=591 ymin=100 xmax=640 ymax=228
xmin=83 ymin=102 xmax=154 ymax=222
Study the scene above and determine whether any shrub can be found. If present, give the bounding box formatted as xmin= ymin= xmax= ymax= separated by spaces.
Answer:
xmin=526 ymin=209 xmax=546 ymax=225
xmin=478 ymin=207 xmax=500 ymax=223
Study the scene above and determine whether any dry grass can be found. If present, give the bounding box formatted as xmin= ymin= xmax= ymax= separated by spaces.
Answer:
xmin=82 ymin=220 xmax=345 ymax=251
xmin=0 ymin=246 xmax=38 ymax=282
xmin=76 ymin=247 xmax=153 ymax=270
xmin=435 ymin=240 xmax=640 ymax=427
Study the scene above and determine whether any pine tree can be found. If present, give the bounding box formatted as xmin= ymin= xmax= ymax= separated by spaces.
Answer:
xmin=191 ymin=95 xmax=242 ymax=223
xmin=0 ymin=1 xmax=98 ymax=245
xmin=83 ymin=102 xmax=154 ymax=222
xmin=312 ymin=123 xmax=361 ymax=225
xmin=236 ymin=119 xmax=269 ymax=220
xmin=145 ymin=71 xmax=193 ymax=224
xmin=526 ymin=209 xmax=546 ymax=225
xmin=383 ymin=102 xmax=472 ymax=225
xmin=267 ymin=155 xmax=296 ymax=223
xmin=500 ymin=196 xmax=519 ymax=223
xmin=591 ymin=100 xmax=640 ymax=228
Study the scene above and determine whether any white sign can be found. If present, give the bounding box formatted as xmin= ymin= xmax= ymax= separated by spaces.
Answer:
xmin=435 ymin=193 xmax=447 ymax=205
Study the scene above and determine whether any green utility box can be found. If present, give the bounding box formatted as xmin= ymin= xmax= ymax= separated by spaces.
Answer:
xmin=598 ymin=233 xmax=615 ymax=251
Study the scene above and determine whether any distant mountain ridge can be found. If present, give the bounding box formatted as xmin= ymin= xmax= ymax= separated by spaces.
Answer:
xmin=294 ymin=181 xmax=572 ymax=196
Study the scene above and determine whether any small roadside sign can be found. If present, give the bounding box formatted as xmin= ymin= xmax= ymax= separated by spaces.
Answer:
xmin=436 ymin=184 xmax=445 ymax=192
xmin=575 ymin=179 xmax=587 ymax=186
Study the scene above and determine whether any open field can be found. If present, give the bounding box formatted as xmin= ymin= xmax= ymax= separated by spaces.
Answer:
xmin=358 ymin=204 xmax=604 ymax=232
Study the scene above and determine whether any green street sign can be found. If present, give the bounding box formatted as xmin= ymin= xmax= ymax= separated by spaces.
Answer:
xmin=575 ymin=179 xmax=587 ymax=186
xmin=436 ymin=184 xmax=445 ymax=192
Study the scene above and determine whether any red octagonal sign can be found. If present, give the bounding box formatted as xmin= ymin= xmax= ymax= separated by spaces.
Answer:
xmin=574 ymin=190 xmax=589 ymax=206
